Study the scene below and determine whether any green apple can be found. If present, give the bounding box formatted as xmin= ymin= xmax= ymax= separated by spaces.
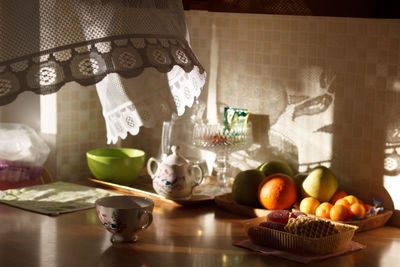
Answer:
xmin=232 ymin=169 xmax=265 ymax=207
xmin=293 ymin=172 xmax=308 ymax=192
xmin=301 ymin=166 xmax=338 ymax=202
xmin=257 ymin=160 xmax=293 ymax=177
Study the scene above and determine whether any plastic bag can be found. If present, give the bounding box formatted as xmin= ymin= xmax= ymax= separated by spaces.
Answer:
xmin=0 ymin=159 xmax=44 ymax=189
xmin=0 ymin=123 xmax=50 ymax=189
xmin=0 ymin=123 xmax=50 ymax=165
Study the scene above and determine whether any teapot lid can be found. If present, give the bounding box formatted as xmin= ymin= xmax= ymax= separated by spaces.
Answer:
xmin=165 ymin=146 xmax=187 ymax=166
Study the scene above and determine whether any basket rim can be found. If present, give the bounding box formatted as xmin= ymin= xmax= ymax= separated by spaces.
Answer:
xmin=242 ymin=215 xmax=359 ymax=240
xmin=249 ymin=224 xmax=356 ymax=241
xmin=244 ymin=215 xmax=358 ymax=254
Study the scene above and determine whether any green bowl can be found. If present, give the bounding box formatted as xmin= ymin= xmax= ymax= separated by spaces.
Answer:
xmin=86 ymin=148 xmax=145 ymax=185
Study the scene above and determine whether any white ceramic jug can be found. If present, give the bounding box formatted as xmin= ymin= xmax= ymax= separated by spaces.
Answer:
xmin=147 ymin=146 xmax=204 ymax=199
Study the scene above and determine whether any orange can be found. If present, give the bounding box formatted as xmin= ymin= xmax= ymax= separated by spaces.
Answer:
xmin=344 ymin=195 xmax=359 ymax=206
xmin=335 ymin=198 xmax=351 ymax=216
xmin=350 ymin=203 xmax=366 ymax=218
xmin=330 ymin=190 xmax=347 ymax=204
xmin=299 ymin=197 xmax=320 ymax=215
xmin=258 ymin=174 xmax=298 ymax=210
xmin=330 ymin=204 xmax=349 ymax=221
xmin=335 ymin=198 xmax=350 ymax=209
xmin=315 ymin=202 xmax=333 ymax=219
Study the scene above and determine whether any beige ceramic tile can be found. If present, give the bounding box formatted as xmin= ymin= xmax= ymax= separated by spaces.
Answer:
xmin=47 ymin=10 xmax=400 ymax=224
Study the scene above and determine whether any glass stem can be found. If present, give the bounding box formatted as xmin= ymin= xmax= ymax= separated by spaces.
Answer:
xmin=215 ymin=154 xmax=229 ymax=192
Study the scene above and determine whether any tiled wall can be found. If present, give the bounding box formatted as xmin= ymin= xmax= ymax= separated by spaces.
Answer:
xmin=55 ymin=82 xmax=108 ymax=181
xmin=124 ymin=11 xmax=400 ymax=224
xmin=0 ymin=83 xmax=108 ymax=182
xmin=52 ymin=11 xmax=400 ymax=225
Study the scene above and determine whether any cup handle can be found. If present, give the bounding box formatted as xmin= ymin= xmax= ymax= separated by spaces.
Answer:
xmin=140 ymin=210 xmax=153 ymax=230
xmin=147 ymin=157 xmax=159 ymax=179
xmin=189 ymin=164 xmax=204 ymax=187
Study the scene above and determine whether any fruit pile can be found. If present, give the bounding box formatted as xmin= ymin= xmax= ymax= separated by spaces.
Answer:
xmin=297 ymin=166 xmax=377 ymax=221
xmin=232 ymin=161 xmax=379 ymax=222
xmin=232 ymin=160 xmax=297 ymax=209
xmin=299 ymin=193 xmax=373 ymax=221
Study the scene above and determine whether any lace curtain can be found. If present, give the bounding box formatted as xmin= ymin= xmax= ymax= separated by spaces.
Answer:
xmin=0 ymin=0 xmax=206 ymax=143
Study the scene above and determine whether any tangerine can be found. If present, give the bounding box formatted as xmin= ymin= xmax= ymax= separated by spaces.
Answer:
xmin=330 ymin=204 xmax=349 ymax=221
xmin=330 ymin=190 xmax=347 ymax=204
xmin=335 ymin=198 xmax=350 ymax=209
xmin=344 ymin=195 xmax=359 ymax=206
xmin=335 ymin=198 xmax=352 ymax=215
xmin=299 ymin=197 xmax=320 ymax=215
xmin=258 ymin=174 xmax=298 ymax=210
xmin=350 ymin=203 xmax=366 ymax=218
xmin=315 ymin=202 xmax=333 ymax=219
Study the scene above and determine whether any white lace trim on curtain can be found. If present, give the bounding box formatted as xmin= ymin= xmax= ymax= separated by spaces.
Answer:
xmin=96 ymin=66 xmax=206 ymax=144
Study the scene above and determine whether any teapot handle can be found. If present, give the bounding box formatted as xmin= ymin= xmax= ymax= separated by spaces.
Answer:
xmin=189 ymin=164 xmax=204 ymax=187
xmin=147 ymin=157 xmax=160 ymax=179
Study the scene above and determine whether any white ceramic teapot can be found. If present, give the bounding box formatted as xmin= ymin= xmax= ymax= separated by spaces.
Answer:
xmin=147 ymin=146 xmax=204 ymax=199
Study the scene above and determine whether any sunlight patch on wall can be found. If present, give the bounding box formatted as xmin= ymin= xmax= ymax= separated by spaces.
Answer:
xmin=269 ymin=66 xmax=336 ymax=173
xmin=206 ymin=23 xmax=219 ymax=124
xmin=392 ymin=80 xmax=400 ymax=93
xmin=40 ymin=94 xmax=57 ymax=134
xmin=383 ymin=82 xmax=400 ymax=209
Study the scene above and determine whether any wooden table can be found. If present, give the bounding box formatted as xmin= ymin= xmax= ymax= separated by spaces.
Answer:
xmin=0 ymin=182 xmax=399 ymax=267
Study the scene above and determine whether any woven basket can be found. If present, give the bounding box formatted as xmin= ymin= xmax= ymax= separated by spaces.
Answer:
xmin=242 ymin=216 xmax=358 ymax=255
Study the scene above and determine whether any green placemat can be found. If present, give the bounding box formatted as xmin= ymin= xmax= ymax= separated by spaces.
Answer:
xmin=0 ymin=181 xmax=119 ymax=216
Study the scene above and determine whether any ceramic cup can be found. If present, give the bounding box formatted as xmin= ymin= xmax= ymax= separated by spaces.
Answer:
xmin=95 ymin=195 xmax=154 ymax=243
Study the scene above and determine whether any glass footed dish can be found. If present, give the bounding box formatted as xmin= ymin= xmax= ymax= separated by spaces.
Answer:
xmin=193 ymin=122 xmax=253 ymax=193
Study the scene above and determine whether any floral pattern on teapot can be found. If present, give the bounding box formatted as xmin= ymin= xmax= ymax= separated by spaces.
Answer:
xmin=152 ymin=168 xmax=185 ymax=195
xmin=147 ymin=146 xmax=204 ymax=199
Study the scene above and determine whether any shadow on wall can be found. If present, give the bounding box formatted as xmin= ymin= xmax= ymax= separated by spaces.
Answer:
xmin=375 ymin=83 xmax=400 ymax=225
xmin=268 ymin=67 xmax=336 ymax=173
xmin=256 ymin=65 xmax=398 ymax=225
xmin=330 ymin=69 xmax=400 ymax=225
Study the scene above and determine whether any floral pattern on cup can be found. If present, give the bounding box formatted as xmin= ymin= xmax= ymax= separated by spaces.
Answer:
xmin=95 ymin=195 xmax=154 ymax=243
xmin=97 ymin=210 xmax=125 ymax=233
